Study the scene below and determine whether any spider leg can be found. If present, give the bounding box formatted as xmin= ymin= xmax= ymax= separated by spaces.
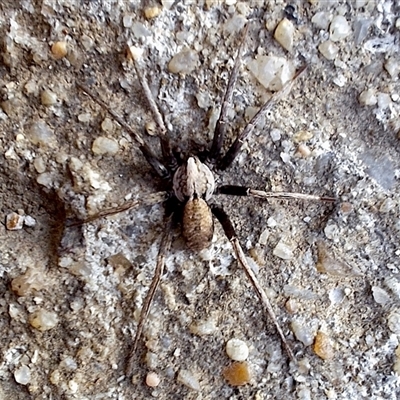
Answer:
xmin=218 ymin=65 xmax=307 ymax=171
xmin=211 ymin=205 xmax=296 ymax=364
xmin=128 ymin=49 xmax=176 ymax=171
xmin=65 ymin=191 xmax=169 ymax=226
xmin=125 ymin=212 xmax=174 ymax=379
xmin=208 ymin=24 xmax=249 ymax=164
xmin=217 ymin=185 xmax=336 ymax=202
xmin=77 ymin=83 xmax=170 ymax=180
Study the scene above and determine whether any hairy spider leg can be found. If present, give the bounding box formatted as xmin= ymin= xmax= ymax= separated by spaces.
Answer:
xmin=211 ymin=205 xmax=296 ymax=363
xmin=218 ymin=185 xmax=336 ymax=203
xmin=77 ymin=83 xmax=170 ymax=180
xmin=209 ymin=24 xmax=249 ymax=164
xmin=125 ymin=212 xmax=174 ymax=378
xmin=218 ymin=65 xmax=307 ymax=170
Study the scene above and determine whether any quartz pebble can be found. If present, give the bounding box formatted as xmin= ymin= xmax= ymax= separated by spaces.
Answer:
xmin=318 ymin=40 xmax=339 ymax=60
xmin=29 ymin=308 xmax=59 ymax=331
xmin=274 ymin=18 xmax=295 ymax=51
xmin=177 ymin=369 xmax=200 ymax=391
xmin=51 ymin=41 xmax=68 ymax=59
xmin=41 ymin=89 xmax=58 ymax=106
xmin=226 ymin=338 xmax=249 ymax=362
xmin=291 ymin=320 xmax=315 ymax=346
xmin=222 ymin=362 xmax=251 ymax=386
xmin=14 ymin=365 xmax=31 ymax=385
xmin=92 ymin=136 xmax=119 ymax=156
xmin=189 ymin=318 xmax=217 ymax=336
xmin=372 ymin=286 xmax=391 ymax=305
xmin=247 ymin=56 xmax=295 ymax=91
xmin=273 ymin=240 xmax=293 ymax=260
xmin=146 ymin=371 xmax=161 ymax=387
xmin=359 ymin=89 xmax=377 ymax=106
xmin=168 ymin=49 xmax=199 ymax=74
xmin=6 ymin=212 xmax=24 ymax=230
xmin=329 ymin=16 xmax=351 ymax=42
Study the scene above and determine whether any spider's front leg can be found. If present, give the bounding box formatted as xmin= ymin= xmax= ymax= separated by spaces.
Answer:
xmin=211 ymin=205 xmax=297 ymax=363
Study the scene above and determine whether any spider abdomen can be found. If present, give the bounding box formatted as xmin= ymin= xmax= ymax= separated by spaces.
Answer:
xmin=182 ymin=198 xmax=214 ymax=251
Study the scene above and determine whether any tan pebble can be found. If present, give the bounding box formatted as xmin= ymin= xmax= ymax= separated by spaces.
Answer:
xmin=313 ymin=331 xmax=334 ymax=360
xmin=51 ymin=41 xmax=68 ymax=59
xmin=223 ymin=362 xmax=251 ymax=386
xmin=41 ymin=89 xmax=58 ymax=106
xmin=293 ymin=130 xmax=314 ymax=143
xmin=145 ymin=120 xmax=157 ymax=136
xmin=340 ymin=202 xmax=353 ymax=214
xmin=144 ymin=6 xmax=162 ymax=19
xmin=146 ymin=371 xmax=161 ymax=387
xmin=274 ymin=18 xmax=295 ymax=51
xmin=296 ymin=144 xmax=311 ymax=158
xmin=285 ymin=298 xmax=299 ymax=313
xmin=29 ymin=308 xmax=58 ymax=331
xmin=6 ymin=212 xmax=24 ymax=230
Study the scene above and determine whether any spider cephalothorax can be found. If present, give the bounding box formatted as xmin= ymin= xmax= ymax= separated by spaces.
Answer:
xmin=76 ymin=26 xmax=335 ymax=380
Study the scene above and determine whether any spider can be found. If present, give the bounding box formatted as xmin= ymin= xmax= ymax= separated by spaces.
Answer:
xmin=74 ymin=26 xmax=335 ymax=379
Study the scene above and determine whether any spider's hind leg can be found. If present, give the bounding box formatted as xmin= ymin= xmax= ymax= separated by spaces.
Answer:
xmin=211 ymin=204 xmax=296 ymax=364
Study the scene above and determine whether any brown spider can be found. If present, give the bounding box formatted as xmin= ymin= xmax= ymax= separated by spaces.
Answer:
xmin=74 ymin=26 xmax=335 ymax=379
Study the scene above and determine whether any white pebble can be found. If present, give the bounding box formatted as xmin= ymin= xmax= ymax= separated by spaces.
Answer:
xmin=318 ymin=40 xmax=339 ymax=60
xmin=388 ymin=310 xmax=400 ymax=334
xmin=291 ymin=320 xmax=315 ymax=346
xmin=226 ymin=338 xmax=249 ymax=361
xmin=33 ymin=156 xmax=46 ymax=173
xmin=27 ymin=120 xmax=56 ymax=147
xmin=146 ymin=371 xmax=161 ymax=387
xmin=177 ymin=369 xmax=200 ymax=391
xmin=189 ymin=318 xmax=217 ymax=336
xmin=359 ymin=89 xmax=377 ymax=106
xmin=274 ymin=18 xmax=295 ymax=52
xmin=24 ymin=215 xmax=36 ymax=227
xmin=168 ymin=49 xmax=199 ymax=74
xmin=329 ymin=15 xmax=351 ymax=42
xmin=311 ymin=11 xmax=331 ymax=30
xmin=41 ymin=89 xmax=58 ymax=106
xmin=101 ymin=118 xmax=114 ymax=134
xmin=372 ymin=286 xmax=391 ymax=305
xmin=247 ymin=56 xmax=295 ymax=91
xmin=273 ymin=240 xmax=293 ymax=260
xmin=384 ymin=58 xmax=400 ymax=78
xmin=14 ymin=365 xmax=31 ymax=385
xmin=92 ymin=136 xmax=119 ymax=156
xmin=29 ymin=308 xmax=59 ymax=331
xmin=270 ymin=128 xmax=281 ymax=142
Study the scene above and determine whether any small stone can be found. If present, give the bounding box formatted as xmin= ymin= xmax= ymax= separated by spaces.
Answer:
xmin=168 ymin=49 xmax=199 ymax=74
xmin=92 ymin=136 xmax=119 ymax=156
xmin=293 ymin=130 xmax=314 ymax=143
xmin=51 ymin=41 xmax=68 ymax=59
xmin=270 ymin=128 xmax=281 ymax=142
xmin=388 ymin=310 xmax=400 ymax=334
xmin=313 ymin=331 xmax=334 ymax=360
xmin=122 ymin=14 xmax=133 ymax=28
xmin=145 ymin=120 xmax=157 ymax=136
xmin=189 ymin=318 xmax=217 ymax=336
xmin=274 ymin=18 xmax=295 ymax=52
xmin=101 ymin=118 xmax=114 ymax=134
xmin=311 ymin=12 xmax=331 ymax=30
xmin=226 ymin=338 xmax=249 ymax=362
xmin=247 ymin=56 xmax=295 ymax=91
xmin=296 ymin=144 xmax=311 ymax=158
xmin=23 ymin=215 xmax=36 ymax=227
xmin=41 ymin=89 xmax=58 ymax=106
xmin=33 ymin=156 xmax=46 ymax=173
xmin=354 ymin=18 xmax=371 ymax=45
xmin=273 ymin=240 xmax=293 ymax=260
xmin=144 ymin=6 xmax=162 ymax=19
xmin=359 ymin=89 xmax=377 ymax=106
xmin=222 ymin=362 xmax=251 ymax=386
xmin=177 ymin=369 xmax=200 ymax=391
xmin=329 ymin=16 xmax=351 ymax=42
xmin=379 ymin=198 xmax=395 ymax=213
xmin=14 ymin=365 xmax=31 ymax=385
xmin=36 ymin=172 xmax=54 ymax=188
xmin=372 ymin=286 xmax=391 ymax=305
xmin=146 ymin=371 xmax=161 ymax=387
xmin=384 ymin=58 xmax=400 ymax=79
xmin=128 ymin=46 xmax=144 ymax=61
xmin=291 ymin=320 xmax=315 ymax=346
xmin=29 ymin=308 xmax=59 ymax=331
xmin=285 ymin=298 xmax=299 ymax=313
xmin=6 ymin=212 xmax=24 ymax=230
xmin=78 ymin=113 xmax=91 ymax=123
xmin=318 ymin=40 xmax=339 ymax=60
xmin=26 ymin=119 xmax=56 ymax=147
